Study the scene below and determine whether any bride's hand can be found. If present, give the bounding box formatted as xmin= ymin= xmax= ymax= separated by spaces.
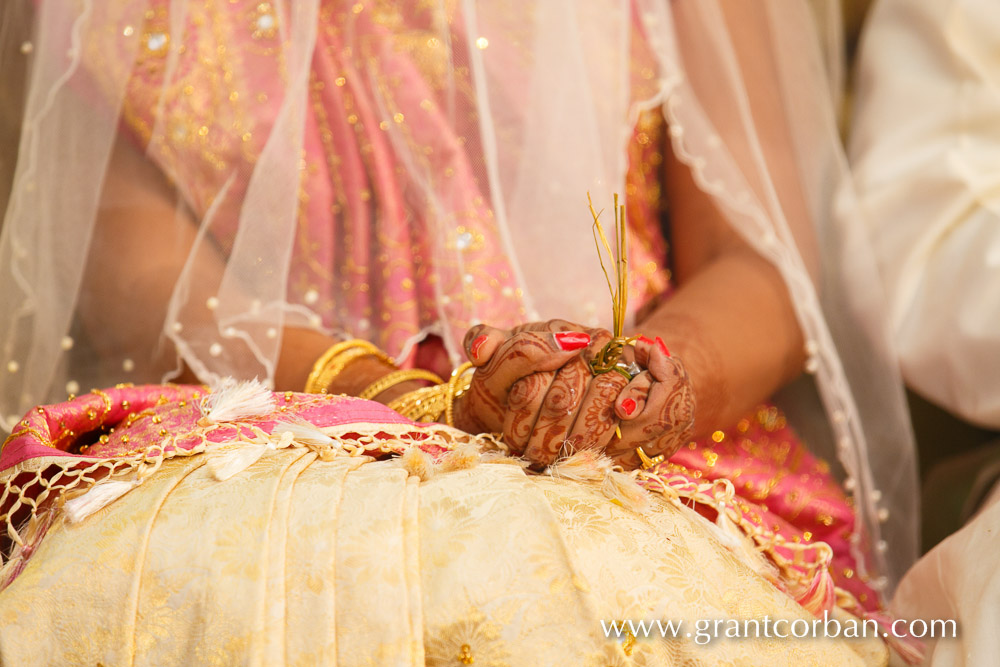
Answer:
xmin=449 ymin=323 xmax=592 ymax=436
xmin=457 ymin=321 xmax=695 ymax=470
xmin=461 ymin=320 xmax=625 ymax=468
xmin=456 ymin=320 xmax=612 ymax=466
xmin=599 ymin=335 xmax=695 ymax=470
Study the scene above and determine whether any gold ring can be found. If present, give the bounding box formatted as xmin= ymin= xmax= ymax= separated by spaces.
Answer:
xmin=635 ymin=446 xmax=664 ymax=470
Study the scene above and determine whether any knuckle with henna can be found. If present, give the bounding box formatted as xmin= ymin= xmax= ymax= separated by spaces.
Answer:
xmin=508 ymin=375 xmax=544 ymax=409
xmin=539 ymin=436 xmax=564 ymax=461
xmin=545 ymin=378 xmax=584 ymax=415
xmin=543 ymin=388 xmax=573 ymax=415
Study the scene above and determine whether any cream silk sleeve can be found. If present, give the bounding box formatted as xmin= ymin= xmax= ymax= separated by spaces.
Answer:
xmin=849 ymin=0 xmax=1000 ymax=428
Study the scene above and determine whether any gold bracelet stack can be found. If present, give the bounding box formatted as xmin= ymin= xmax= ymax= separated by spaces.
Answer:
xmin=386 ymin=384 xmax=449 ymax=423
xmin=358 ymin=368 xmax=444 ymax=401
xmin=444 ymin=362 xmax=474 ymax=427
xmin=387 ymin=362 xmax=474 ymax=426
xmin=304 ymin=339 xmax=396 ymax=394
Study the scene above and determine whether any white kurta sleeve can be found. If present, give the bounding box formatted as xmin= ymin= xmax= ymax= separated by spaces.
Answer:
xmin=850 ymin=0 xmax=1000 ymax=429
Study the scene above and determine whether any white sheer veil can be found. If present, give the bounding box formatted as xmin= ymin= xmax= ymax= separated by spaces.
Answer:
xmin=0 ymin=0 xmax=917 ymax=591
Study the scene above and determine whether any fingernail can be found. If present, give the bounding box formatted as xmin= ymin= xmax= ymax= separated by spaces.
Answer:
xmin=554 ymin=331 xmax=590 ymax=351
xmin=621 ymin=398 xmax=637 ymax=416
xmin=637 ymin=335 xmax=655 ymax=345
xmin=470 ymin=334 xmax=488 ymax=359
xmin=655 ymin=336 xmax=671 ymax=357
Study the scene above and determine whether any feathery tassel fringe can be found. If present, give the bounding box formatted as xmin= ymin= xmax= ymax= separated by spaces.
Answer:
xmin=547 ymin=449 xmax=613 ymax=483
xmin=272 ymin=420 xmax=337 ymax=448
xmin=272 ymin=420 xmax=341 ymax=461
xmin=602 ymin=470 xmax=650 ymax=513
xmin=707 ymin=509 xmax=745 ymax=552
xmin=198 ymin=377 xmax=275 ymax=425
xmin=547 ymin=450 xmax=650 ymax=513
xmin=793 ymin=566 xmax=835 ymax=615
xmin=439 ymin=442 xmax=481 ymax=472
xmin=399 ymin=447 xmax=436 ymax=481
xmin=64 ymin=478 xmax=140 ymax=523
xmin=480 ymin=452 xmax=530 ymax=467
xmin=207 ymin=441 xmax=275 ymax=481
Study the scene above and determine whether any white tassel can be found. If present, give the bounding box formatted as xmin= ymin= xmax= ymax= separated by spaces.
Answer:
xmin=602 ymin=470 xmax=651 ymax=513
xmin=439 ymin=442 xmax=481 ymax=472
xmin=207 ymin=442 xmax=274 ymax=481
xmin=480 ymin=452 xmax=530 ymax=467
xmin=546 ymin=451 xmax=652 ymax=512
xmin=707 ymin=513 xmax=746 ymax=552
xmin=271 ymin=423 xmax=341 ymax=460
xmin=272 ymin=420 xmax=340 ymax=451
xmin=64 ymin=479 xmax=139 ymax=523
xmin=399 ymin=447 xmax=436 ymax=481
xmin=199 ymin=377 xmax=275 ymax=425
xmin=547 ymin=450 xmax=613 ymax=483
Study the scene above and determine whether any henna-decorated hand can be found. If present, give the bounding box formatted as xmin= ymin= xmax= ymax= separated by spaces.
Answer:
xmin=602 ymin=335 xmax=695 ymax=469
xmin=455 ymin=321 xmax=695 ymax=471
xmin=449 ymin=323 xmax=592 ymax=437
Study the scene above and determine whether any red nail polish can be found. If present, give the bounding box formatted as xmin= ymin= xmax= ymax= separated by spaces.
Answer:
xmin=554 ymin=331 xmax=590 ymax=351
xmin=470 ymin=334 xmax=488 ymax=359
xmin=621 ymin=398 xmax=637 ymax=416
xmin=637 ymin=335 xmax=655 ymax=345
xmin=655 ymin=336 xmax=671 ymax=357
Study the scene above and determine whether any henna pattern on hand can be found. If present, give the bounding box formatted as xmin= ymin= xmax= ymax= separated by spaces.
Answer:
xmin=581 ymin=375 xmax=623 ymax=436
xmin=644 ymin=359 xmax=696 ymax=458
xmin=464 ymin=336 xmax=554 ymax=433
xmin=609 ymin=355 xmax=696 ymax=468
xmin=461 ymin=377 xmax=505 ymax=432
xmin=510 ymin=318 xmax=577 ymax=335
xmin=505 ymin=372 xmax=553 ymax=451
xmin=458 ymin=322 xmax=637 ymax=468
xmin=566 ymin=370 xmax=627 ymax=459
xmin=523 ymin=357 xmax=589 ymax=465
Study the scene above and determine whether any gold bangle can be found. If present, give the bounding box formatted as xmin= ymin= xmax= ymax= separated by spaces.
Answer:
xmin=386 ymin=362 xmax=475 ymax=424
xmin=358 ymin=368 xmax=445 ymax=401
xmin=313 ymin=347 xmax=377 ymax=393
xmin=304 ymin=339 xmax=396 ymax=393
xmin=305 ymin=340 xmax=375 ymax=393
xmin=444 ymin=362 xmax=474 ymax=427
xmin=387 ymin=384 xmax=448 ymax=422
